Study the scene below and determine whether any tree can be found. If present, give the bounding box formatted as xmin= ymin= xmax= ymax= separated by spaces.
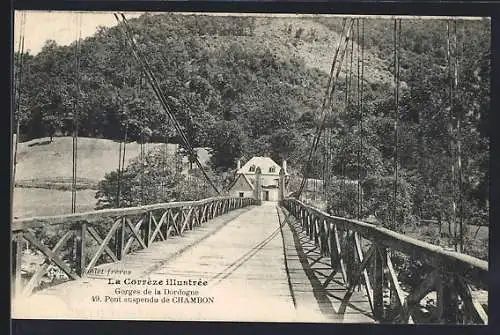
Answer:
xmin=207 ymin=120 xmax=247 ymax=170
xmin=95 ymin=147 xmax=185 ymax=209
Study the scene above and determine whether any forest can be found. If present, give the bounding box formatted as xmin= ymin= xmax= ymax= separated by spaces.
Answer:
xmin=13 ymin=14 xmax=490 ymax=258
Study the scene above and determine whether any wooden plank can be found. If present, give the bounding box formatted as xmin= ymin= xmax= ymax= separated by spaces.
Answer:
xmin=125 ymin=217 xmax=147 ymax=250
xmin=122 ymin=217 xmax=144 ymax=256
xmin=12 ymin=232 xmax=23 ymax=298
xmin=85 ymin=219 xmax=122 ymax=271
xmin=281 ymin=205 xmax=375 ymax=323
xmin=400 ymin=268 xmax=439 ymax=323
xmin=12 ymin=196 xmax=246 ymax=229
xmin=338 ymin=245 xmax=375 ymax=315
xmin=150 ymin=211 xmax=167 ymax=242
xmin=283 ymin=200 xmax=487 ymax=289
xmin=372 ymin=246 xmax=385 ymax=320
xmin=79 ymin=223 xmax=87 ymax=276
xmin=354 ymin=232 xmax=374 ymax=311
xmin=437 ymin=271 xmax=459 ymax=323
xmin=169 ymin=211 xmax=181 ymax=236
xmin=144 ymin=213 xmax=152 ymax=247
xmin=86 ymin=226 xmax=119 ymax=263
xmin=333 ymin=224 xmax=348 ymax=283
xmin=180 ymin=207 xmax=194 ymax=233
xmin=454 ymin=276 xmax=487 ymax=324
xmin=385 ymin=254 xmax=414 ymax=323
xmin=23 ymin=230 xmax=79 ymax=280
xmin=22 ymin=231 xmax=74 ymax=296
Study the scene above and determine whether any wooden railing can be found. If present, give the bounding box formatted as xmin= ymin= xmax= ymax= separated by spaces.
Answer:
xmin=282 ymin=198 xmax=488 ymax=325
xmin=11 ymin=196 xmax=258 ymax=297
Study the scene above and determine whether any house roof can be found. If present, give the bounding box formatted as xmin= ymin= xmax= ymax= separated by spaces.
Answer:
xmin=228 ymin=173 xmax=254 ymax=191
xmin=237 ymin=156 xmax=288 ymax=175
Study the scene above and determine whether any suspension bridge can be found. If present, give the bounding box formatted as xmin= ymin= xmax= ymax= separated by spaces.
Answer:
xmin=11 ymin=14 xmax=488 ymax=324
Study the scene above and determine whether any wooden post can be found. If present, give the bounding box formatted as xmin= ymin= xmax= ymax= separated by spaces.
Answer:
xmin=144 ymin=213 xmax=152 ymax=247
xmin=79 ymin=222 xmax=87 ymax=277
xmin=437 ymin=270 xmax=459 ymax=323
xmin=254 ymin=167 xmax=262 ymax=202
xmin=279 ymin=167 xmax=285 ymax=202
xmin=345 ymin=232 xmax=357 ymax=287
xmin=373 ymin=245 xmax=385 ymax=321
xmin=12 ymin=232 xmax=23 ymax=298
xmin=329 ymin=224 xmax=339 ymax=271
xmin=115 ymin=218 xmax=125 ymax=260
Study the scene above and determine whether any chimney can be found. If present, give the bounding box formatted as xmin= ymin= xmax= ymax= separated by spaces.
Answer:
xmin=237 ymin=159 xmax=241 ymax=170
xmin=282 ymin=159 xmax=287 ymax=174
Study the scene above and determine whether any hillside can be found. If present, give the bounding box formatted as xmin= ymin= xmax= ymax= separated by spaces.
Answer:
xmin=14 ymin=13 xmax=398 ymax=173
xmin=203 ymin=16 xmax=393 ymax=85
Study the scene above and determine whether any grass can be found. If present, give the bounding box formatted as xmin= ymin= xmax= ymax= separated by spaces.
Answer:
xmin=12 ymin=188 xmax=98 ymax=218
xmin=14 ymin=137 xmax=171 ymax=183
xmin=403 ymin=223 xmax=489 ymax=261
xmin=15 ymin=136 xmax=211 ymax=181
xmin=12 ymin=136 xmax=213 ymax=218
xmin=15 ymin=177 xmax=98 ymax=190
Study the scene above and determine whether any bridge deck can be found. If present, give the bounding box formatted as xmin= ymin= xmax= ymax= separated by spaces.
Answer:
xmin=12 ymin=203 xmax=374 ymax=323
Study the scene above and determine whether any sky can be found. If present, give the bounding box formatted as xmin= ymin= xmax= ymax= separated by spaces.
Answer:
xmin=13 ymin=11 xmax=144 ymax=55
xmin=13 ymin=11 xmax=488 ymax=56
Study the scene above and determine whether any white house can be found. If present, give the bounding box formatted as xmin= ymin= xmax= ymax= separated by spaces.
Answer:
xmin=228 ymin=156 xmax=289 ymax=202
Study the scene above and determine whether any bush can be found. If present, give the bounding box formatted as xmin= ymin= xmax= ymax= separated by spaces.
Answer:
xmin=95 ymin=146 xmax=224 ymax=210
xmin=362 ymin=174 xmax=418 ymax=230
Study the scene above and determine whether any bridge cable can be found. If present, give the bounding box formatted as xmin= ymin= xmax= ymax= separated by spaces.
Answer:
xmin=71 ymin=13 xmax=82 ymax=214
xmin=298 ymin=18 xmax=352 ymax=199
xmin=346 ymin=19 xmax=355 ymax=218
xmin=297 ymin=18 xmax=349 ymax=200
xmin=118 ymin=13 xmax=219 ymax=196
xmin=297 ymin=18 xmax=354 ymax=198
xmin=391 ymin=18 xmax=402 ymax=227
xmin=12 ymin=12 xmax=27 ymax=197
xmin=337 ymin=21 xmax=355 ymax=217
xmin=114 ymin=13 xmax=221 ymax=196
xmin=116 ymin=13 xmax=208 ymax=193
xmin=455 ymin=20 xmax=464 ymax=253
xmin=357 ymin=18 xmax=365 ymax=220
xmin=356 ymin=18 xmax=361 ymax=220
xmin=340 ymin=19 xmax=355 ymax=217
xmin=116 ymin=35 xmax=129 ymax=208
xmin=140 ymin=71 xmax=146 ymax=205
xmin=447 ymin=19 xmax=462 ymax=251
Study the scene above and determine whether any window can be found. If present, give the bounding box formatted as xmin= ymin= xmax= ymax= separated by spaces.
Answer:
xmin=269 ymin=167 xmax=276 ymax=173
xmin=249 ymin=165 xmax=256 ymax=172
xmin=239 ymin=192 xmax=244 ymax=198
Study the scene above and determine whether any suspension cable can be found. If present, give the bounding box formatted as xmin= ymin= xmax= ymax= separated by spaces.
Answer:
xmin=71 ymin=13 xmax=82 ymax=214
xmin=338 ymin=23 xmax=355 ymax=217
xmin=446 ymin=19 xmax=457 ymax=249
xmin=114 ymin=13 xmax=221 ymax=195
xmin=358 ymin=18 xmax=365 ymax=220
xmin=13 ymin=12 xmax=27 ymax=191
xmin=347 ymin=20 xmax=355 ymax=218
xmin=116 ymin=36 xmax=128 ymax=207
xmin=297 ymin=18 xmax=354 ymax=198
xmin=338 ymin=36 xmax=348 ymax=216
xmin=356 ymin=18 xmax=361 ymax=220
xmin=117 ymin=137 xmax=122 ymax=207
xmin=392 ymin=18 xmax=402 ymax=227
xmin=455 ymin=19 xmax=464 ymax=253
xmin=447 ymin=19 xmax=462 ymax=251
xmin=300 ymin=19 xmax=353 ymax=195
xmin=140 ymin=71 xmax=145 ymax=205
xmin=299 ymin=19 xmax=350 ymax=200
